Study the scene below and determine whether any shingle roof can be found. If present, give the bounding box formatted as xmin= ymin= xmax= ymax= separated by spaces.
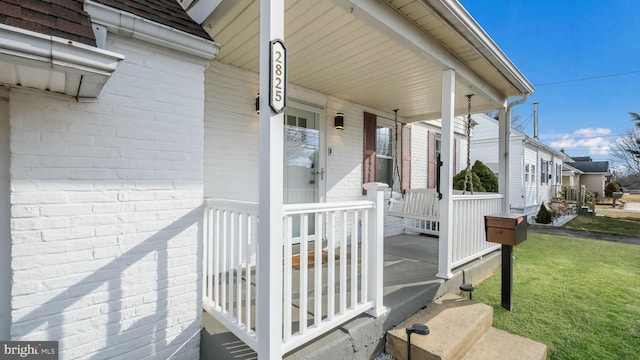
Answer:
xmin=571 ymin=161 xmax=609 ymax=173
xmin=571 ymin=156 xmax=592 ymax=162
xmin=92 ymin=0 xmax=212 ymax=40
xmin=0 ymin=0 xmax=97 ymax=46
xmin=0 ymin=0 xmax=212 ymax=47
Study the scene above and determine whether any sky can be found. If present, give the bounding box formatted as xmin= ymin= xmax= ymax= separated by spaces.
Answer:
xmin=459 ymin=0 xmax=640 ymax=166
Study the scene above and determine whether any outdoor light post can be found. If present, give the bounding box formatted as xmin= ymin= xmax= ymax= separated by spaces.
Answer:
xmin=405 ymin=323 xmax=429 ymax=360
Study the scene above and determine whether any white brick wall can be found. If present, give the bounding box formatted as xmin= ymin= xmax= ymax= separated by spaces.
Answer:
xmin=204 ymin=62 xmax=260 ymax=201
xmin=8 ymin=34 xmax=207 ymax=359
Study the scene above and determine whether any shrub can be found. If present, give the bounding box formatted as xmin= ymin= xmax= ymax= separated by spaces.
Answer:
xmin=453 ymin=170 xmax=485 ymax=192
xmin=472 ymin=160 xmax=498 ymax=192
xmin=535 ymin=203 xmax=553 ymax=224
xmin=604 ymin=182 xmax=621 ymax=197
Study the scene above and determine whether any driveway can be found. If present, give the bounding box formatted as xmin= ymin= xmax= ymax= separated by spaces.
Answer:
xmin=529 ymin=225 xmax=640 ymax=246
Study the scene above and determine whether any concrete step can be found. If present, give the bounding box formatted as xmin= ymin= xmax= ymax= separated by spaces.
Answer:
xmin=386 ymin=294 xmax=548 ymax=360
xmin=386 ymin=294 xmax=493 ymax=360
xmin=461 ymin=327 xmax=547 ymax=360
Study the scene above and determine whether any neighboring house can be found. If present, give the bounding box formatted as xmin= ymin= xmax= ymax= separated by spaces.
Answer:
xmin=563 ymin=154 xmax=610 ymax=197
xmin=0 ymin=1 xmax=534 ymax=359
xmin=470 ymin=113 xmax=564 ymax=217
xmin=561 ymin=161 xmax=584 ymax=187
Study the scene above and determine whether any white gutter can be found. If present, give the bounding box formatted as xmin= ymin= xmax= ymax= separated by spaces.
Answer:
xmin=427 ymin=0 xmax=535 ymax=95
xmin=0 ymin=23 xmax=124 ymax=98
xmin=85 ymin=0 xmax=219 ymax=60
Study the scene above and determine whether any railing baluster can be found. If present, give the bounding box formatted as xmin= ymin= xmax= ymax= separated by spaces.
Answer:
xmin=283 ymin=216 xmax=292 ymax=341
xmin=361 ymin=209 xmax=368 ymax=304
xmin=213 ymin=209 xmax=220 ymax=308
xmin=314 ymin=212 xmax=323 ymax=328
xmin=221 ymin=211 xmax=228 ymax=313
xmin=340 ymin=211 xmax=347 ymax=314
xmin=327 ymin=211 xmax=335 ymax=321
xmin=245 ymin=214 xmax=253 ymax=330
xmin=237 ymin=213 xmax=243 ymax=325
xmin=351 ymin=210 xmax=358 ymax=307
xmin=202 ymin=207 xmax=209 ymax=302
xmin=300 ymin=213 xmax=309 ymax=334
xmin=229 ymin=212 xmax=235 ymax=318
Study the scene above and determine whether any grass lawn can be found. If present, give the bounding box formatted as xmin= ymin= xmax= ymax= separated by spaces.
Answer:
xmin=473 ymin=233 xmax=640 ymax=360
xmin=564 ymin=215 xmax=640 ymax=237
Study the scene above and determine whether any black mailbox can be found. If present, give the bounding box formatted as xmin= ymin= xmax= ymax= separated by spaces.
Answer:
xmin=485 ymin=213 xmax=527 ymax=246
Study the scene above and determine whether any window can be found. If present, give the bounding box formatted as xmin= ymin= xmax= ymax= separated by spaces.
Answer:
xmin=376 ymin=125 xmax=393 ymax=185
xmin=540 ymin=159 xmax=549 ymax=184
xmin=531 ymin=165 xmax=536 ymax=183
xmin=525 ymin=164 xmax=530 ymax=182
xmin=556 ymin=164 xmax=561 ymax=184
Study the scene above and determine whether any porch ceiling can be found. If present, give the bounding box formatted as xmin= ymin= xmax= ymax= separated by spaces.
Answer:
xmin=201 ymin=0 xmax=531 ymax=120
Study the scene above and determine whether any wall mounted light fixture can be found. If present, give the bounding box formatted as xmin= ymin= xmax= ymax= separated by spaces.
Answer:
xmin=334 ymin=113 xmax=344 ymax=130
xmin=255 ymin=94 xmax=260 ymax=114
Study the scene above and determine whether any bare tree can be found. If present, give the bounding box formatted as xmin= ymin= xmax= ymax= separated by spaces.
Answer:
xmin=484 ymin=109 xmax=524 ymax=132
xmin=611 ymin=126 xmax=640 ymax=176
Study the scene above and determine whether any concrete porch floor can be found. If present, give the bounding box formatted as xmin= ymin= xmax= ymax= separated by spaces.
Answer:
xmin=201 ymin=234 xmax=501 ymax=359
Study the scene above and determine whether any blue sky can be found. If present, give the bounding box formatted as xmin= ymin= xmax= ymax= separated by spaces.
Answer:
xmin=460 ymin=0 xmax=640 ymax=164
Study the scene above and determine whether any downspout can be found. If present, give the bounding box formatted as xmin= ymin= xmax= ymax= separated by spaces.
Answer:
xmin=521 ymin=139 xmax=526 ymax=210
xmin=507 ymin=93 xmax=529 ymax=114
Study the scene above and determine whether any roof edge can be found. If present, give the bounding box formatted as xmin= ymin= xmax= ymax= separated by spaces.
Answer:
xmin=427 ymin=0 xmax=535 ymax=96
xmin=0 ymin=23 xmax=124 ymax=98
xmin=84 ymin=0 xmax=219 ymax=60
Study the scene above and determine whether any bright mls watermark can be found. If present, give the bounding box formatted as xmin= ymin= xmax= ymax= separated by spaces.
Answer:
xmin=1 ymin=341 xmax=58 ymax=359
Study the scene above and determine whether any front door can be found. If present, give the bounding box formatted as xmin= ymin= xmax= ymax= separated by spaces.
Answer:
xmin=283 ymin=105 xmax=325 ymax=238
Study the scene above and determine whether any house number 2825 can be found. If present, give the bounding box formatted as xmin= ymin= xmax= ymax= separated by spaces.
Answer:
xmin=270 ymin=40 xmax=287 ymax=113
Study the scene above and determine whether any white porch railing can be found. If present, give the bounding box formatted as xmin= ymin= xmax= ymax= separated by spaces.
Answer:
xmin=202 ymin=198 xmax=259 ymax=349
xmin=202 ymin=184 xmax=387 ymax=358
xmin=450 ymin=193 xmax=503 ymax=268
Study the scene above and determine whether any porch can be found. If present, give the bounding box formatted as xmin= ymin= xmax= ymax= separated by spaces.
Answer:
xmin=194 ymin=1 xmax=534 ymax=358
xmin=201 ymin=232 xmax=501 ymax=359
xmin=201 ymin=189 xmax=503 ymax=358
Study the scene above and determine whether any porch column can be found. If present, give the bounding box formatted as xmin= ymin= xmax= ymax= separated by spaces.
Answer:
xmin=257 ymin=0 xmax=284 ymax=359
xmin=363 ymin=182 xmax=388 ymax=317
xmin=498 ymin=108 xmax=510 ymax=212
xmin=437 ymin=69 xmax=455 ymax=279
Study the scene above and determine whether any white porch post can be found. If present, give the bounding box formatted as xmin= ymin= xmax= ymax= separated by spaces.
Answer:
xmin=498 ymin=108 xmax=510 ymax=212
xmin=257 ymin=0 xmax=284 ymax=359
xmin=363 ymin=182 xmax=388 ymax=317
xmin=437 ymin=69 xmax=455 ymax=279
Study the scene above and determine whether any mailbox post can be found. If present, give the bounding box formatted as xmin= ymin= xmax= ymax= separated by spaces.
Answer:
xmin=484 ymin=213 xmax=527 ymax=311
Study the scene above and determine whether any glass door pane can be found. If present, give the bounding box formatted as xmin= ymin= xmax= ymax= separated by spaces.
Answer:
xmin=284 ymin=107 xmax=320 ymax=238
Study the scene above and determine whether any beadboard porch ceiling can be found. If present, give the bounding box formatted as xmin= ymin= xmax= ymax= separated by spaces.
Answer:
xmin=199 ymin=0 xmax=532 ymax=120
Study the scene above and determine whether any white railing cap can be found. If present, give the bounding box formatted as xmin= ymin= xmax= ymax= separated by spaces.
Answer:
xmin=362 ymin=182 xmax=389 ymax=192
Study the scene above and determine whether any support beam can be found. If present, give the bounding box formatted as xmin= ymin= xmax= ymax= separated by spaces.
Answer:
xmin=257 ymin=0 xmax=284 ymax=359
xmin=437 ymin=69 xmax=455 ymax=279
xmin=344 ymin=0 xmax=505 ymax=109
